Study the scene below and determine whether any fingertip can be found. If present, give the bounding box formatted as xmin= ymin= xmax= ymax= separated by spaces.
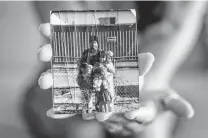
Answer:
xmin=187 ymin=104 xmax=195 ymax=119
xmin=39 ymin=23 xmax=43 ymax=32
xmin=124 ymin=101 xmax=157 ymax=123
xmin=38 ymin=72 xmax=53 ymax=89
xmin=124 ymin=122 xmax=145 ymax=134
xmin=164 ymin=94 xmax=195 ymax=119
xmin=39 ymin=23 xmax=51 ymax=39
xmin=82 ymin=113 xmax=96 ymax=120
xmin=37 ymin=44 xmax=52 ymax=62
xmin=138 ymin=52 xmax=155 ymax=63
xmin=124 ymin=111 xmax=136 ymax=120
xmin=95 ymin=112 xmax=112 ymax=122
xmin=138 ymin=52 xmax=155 ymax=76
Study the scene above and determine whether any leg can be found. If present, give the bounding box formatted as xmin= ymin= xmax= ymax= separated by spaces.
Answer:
xmin=88 ymin=90 xmax=94 ymax=113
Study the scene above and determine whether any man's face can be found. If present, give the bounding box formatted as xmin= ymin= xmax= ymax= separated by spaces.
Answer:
xmin=90 ymin=41 xmax=98 ymax=51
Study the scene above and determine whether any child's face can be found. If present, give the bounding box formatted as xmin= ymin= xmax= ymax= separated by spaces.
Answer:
xmin=86 ymin=66 xmax=92 ymax=74
xmin=81 ymin=66 xmax=92 ymax=74
xmin=106 ymin=56 xmax=111 ymax=62
xmin=99 ymin=55 xmax=106 ymax=62
xmin=81 ymin=67 xmax=87 ymax=74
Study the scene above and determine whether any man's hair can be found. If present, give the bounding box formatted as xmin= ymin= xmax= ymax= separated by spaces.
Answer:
xmin=89 ymin=35 xmax=98 ymax=43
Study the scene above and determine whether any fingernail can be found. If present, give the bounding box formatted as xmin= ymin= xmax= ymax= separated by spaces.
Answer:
xmin=185 ymin=101 xmax=195 ymax=119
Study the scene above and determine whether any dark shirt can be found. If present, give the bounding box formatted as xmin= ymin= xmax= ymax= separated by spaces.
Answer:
xmin=80 ymin=48 xmax=101 ymax=66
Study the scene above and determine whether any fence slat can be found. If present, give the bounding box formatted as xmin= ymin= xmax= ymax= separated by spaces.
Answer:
xmin=129 ymin=31 xmax=131 ymax=59
xmin=57 ymin=32 xmax=61 ymax=61
xmin=81 ymin=32 xmax=84 ymax=55
xmin=117 ymin=30 xmax=118 ymax=57
xmin=54 ymin=32 xmax=57 ymax=62
xmin=135 ymin=31 xmax=137 ymax=58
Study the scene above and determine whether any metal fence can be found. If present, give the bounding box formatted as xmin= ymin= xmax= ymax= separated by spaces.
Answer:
xmin=52 ymin=30 xmax=139 ymax=63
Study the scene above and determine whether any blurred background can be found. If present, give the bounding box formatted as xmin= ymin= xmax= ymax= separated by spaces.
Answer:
xmin=0 ymin=1 xmax=208 ymax=138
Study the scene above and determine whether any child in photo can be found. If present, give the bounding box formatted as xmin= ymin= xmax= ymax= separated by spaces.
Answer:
xmin=77 ymin=62 xmax=93 ymax=89
xmin=76 ymin=62 xmax=94 ymax=112
xmin=92 ymin=51 xmax=115 ymax=112
xmin=102 ymin=51 xmax=116 ymax=111
xmin=92 ymin=51 xmax=108 ymax=91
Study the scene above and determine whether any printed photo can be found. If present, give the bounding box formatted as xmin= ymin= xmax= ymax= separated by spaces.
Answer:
xmin=51 ymin=10 xmax=139 ymax=114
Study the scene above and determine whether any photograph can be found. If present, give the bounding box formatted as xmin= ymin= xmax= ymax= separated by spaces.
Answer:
xmin=51 ymin=10 xmax=140 ymax=114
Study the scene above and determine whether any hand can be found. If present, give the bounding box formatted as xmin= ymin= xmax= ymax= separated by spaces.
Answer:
xmin=37 ymin=23 xmax=194 ymax=136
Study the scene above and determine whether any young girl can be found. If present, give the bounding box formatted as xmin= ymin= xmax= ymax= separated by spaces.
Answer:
xmin=92 ymin=51 xmax=115 ymax=112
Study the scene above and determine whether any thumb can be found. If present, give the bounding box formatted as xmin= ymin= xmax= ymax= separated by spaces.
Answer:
xmin=163 ymin=91 xmax=195 ymax=119
xmin=138 ymin=53 xmax=155 ymax=76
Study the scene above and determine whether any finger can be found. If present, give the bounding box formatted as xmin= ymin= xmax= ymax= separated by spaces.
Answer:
xmin=138 ymin=53 xmax=155 ymax=76
xmin=37 ymin=44 xmax=52 ymax=62
xmin=39 ymin=23 xmax=51 ymax=39
xmin=82 ymin=113 xmax=96 ymax=120
xmin=95 ymin=112 xmax=113 ymax=122
xmin=163 ymin=92 xmax=195 ymax=118
xmin=103 ymin=121 xmax=123 ymax=134
xmin=124 ymin=101 xmax=157 ymax=124
xmin=38 ymin=71 xmax=53 ymax=89
xmin=124 ymin=122 xmax=145 ymax=134
xmin=105 ymin=122 xmax=142 ymax=136
xmin=102 ymin=114 xmax=145 ymax=135
xmin=47 ymin=108 xmax=76 ymax=119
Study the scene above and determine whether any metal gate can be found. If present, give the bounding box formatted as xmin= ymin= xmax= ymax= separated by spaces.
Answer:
xmin=52 ymin=30 xmax=139 ymax=63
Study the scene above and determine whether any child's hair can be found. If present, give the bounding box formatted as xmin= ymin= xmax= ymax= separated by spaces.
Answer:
xmin=107 ymin=51 xmax=113 ymax=57
xmin=99 ymin=50 xmax=107 ymax=58
xmin=80 ymin=62 xmax=88 ymax=69
xmin=80 ymin=62 xmax=93 ymax=74
xmin=106 ymin=51 xmax=113 ymax=62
